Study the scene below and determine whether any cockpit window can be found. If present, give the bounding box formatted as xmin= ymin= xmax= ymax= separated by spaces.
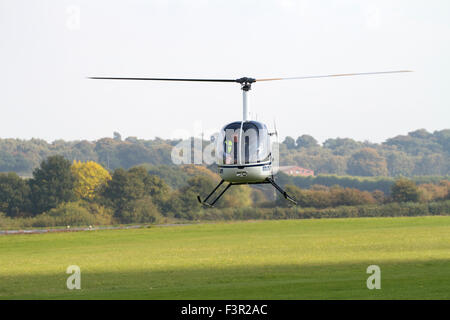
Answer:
xmin=216 ymin=121 xmax=271 ymax=165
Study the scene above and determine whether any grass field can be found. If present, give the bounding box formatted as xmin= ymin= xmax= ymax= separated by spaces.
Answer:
xmin=1 ymin=216 xmax=450 ymax=299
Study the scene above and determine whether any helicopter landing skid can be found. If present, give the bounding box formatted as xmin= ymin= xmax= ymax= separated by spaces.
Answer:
xmin=266 ymin=177 xmax=297 ymax=205
xmin=197 ymin=177 xmax=297 ymax=207
xmin=197 ymin=179 xmax=232 ymax=207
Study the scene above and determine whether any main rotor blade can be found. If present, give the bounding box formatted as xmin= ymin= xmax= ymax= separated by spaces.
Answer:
xmin=88 ymin=70 xmax=412 ymax=84
xmin=255 ymin=70 xmax=412 ymax=82
xmin=88 ymin=77 xmax=237 ymax=82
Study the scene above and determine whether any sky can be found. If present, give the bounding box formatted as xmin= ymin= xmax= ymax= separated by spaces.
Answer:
xmin=1 ymin=0 xmax=449 ymax=144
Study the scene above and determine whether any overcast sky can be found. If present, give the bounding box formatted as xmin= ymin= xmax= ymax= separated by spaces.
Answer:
xmin=1 ymin=0 xmax=449 ymax=143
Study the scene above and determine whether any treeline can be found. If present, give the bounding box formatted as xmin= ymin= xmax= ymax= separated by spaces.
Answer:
xmin=0 ymin=134 xmax=174 ymax=176
xmin=0 ymin=156 xmax=449 ymax=229
xmin=281 ymin=128 xmax=449 ymax=176
xmin=0 ymin=156 xmax=252 ymax=227
xmin=0 ymin=128 xmax=449 ymax=177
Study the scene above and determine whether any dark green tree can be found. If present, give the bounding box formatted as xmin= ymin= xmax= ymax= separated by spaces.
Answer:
xmin=29 ymin=155 xmax=76 ymax=214
xmin=101 ymin=166 xmax=170 ymax=220
xmin=128 ymin=166 xmax=170 ymax=207
xmin=283 ymin=136 xmax=296 ymax=149
xmin=296 ymin=135 xmax=318 ymax=149
xmin=391 ymin=178 xmax=420 ymax=202
xmin=101 ymin=168 xmax=145 ymax=215
xmin=0 ymin=172 xmax=31 ymax=217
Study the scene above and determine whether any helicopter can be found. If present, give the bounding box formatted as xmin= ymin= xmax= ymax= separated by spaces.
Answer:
xmin=89 ymin=70 xmax=411 ymax=206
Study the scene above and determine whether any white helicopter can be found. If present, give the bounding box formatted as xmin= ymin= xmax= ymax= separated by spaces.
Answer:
xmin=89 ymin=70 xmax=411 ymax=206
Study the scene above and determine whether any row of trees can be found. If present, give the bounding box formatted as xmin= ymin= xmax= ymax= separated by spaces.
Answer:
xmin=0 ymin=156 xmax=449 ymax=227
xmin=281 ymin=129 xmax=450 ymax=176
xmin=0 ymin=136 xmax=174 ymax=176
xmin=0 ymin=158 xmax=111 ymax=216
xmin=0 ymin=128 xmax=448 ymax=177
xmin=0 ymin=156 xmax=252 ymax=223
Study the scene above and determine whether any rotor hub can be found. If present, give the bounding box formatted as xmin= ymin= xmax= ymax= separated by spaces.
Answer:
xmin=236 ymin=77 xmax=255 ymax=91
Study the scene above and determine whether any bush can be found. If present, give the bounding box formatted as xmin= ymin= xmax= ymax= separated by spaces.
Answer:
xmin=45 ymin=201 xmax=97 ymax=226
xmin=118 ymin=196 xmax=163 ymax=224
xmin=30 ymin=201 xmax=114 ymax=227
xmin=0 ymin=212 xmax=17 ymax=229
xmin=276 ymin=184 xmax=377 ymax=208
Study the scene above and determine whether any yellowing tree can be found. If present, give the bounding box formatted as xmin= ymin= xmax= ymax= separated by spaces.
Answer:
xmin=71 ymin=160 xmax=111 ymax=200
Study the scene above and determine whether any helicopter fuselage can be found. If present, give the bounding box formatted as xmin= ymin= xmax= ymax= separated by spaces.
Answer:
xmin=216 ymin=120 xmax=274 ymax=184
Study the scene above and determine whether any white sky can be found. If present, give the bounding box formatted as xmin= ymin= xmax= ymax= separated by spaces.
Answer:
xmin=1 ymin=0 xmax=449 ymax=143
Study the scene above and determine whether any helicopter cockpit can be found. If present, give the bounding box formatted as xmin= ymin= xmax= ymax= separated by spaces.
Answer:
xmin=216 ymin=121 xmax=271 ymax=166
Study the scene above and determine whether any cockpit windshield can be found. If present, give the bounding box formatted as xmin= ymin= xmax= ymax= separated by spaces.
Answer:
xmin=216 ymin=121 xmax=271 ymax=165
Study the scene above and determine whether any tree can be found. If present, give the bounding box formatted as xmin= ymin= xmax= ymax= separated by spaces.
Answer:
xmin=408 ymin=129 xmax=431 ymax=139
xmin=71 ymin=160 xmax=111 ymax=200
xmin=385 ymin=150 xmax=415 ymax=176
xmin=69 ymin=141 xmax=98 ymax=162
xmin=434 ymin=129 xmax=450 ymax=153
xmin=0 ymin=172 xmax=31 ymax=217
xmin=128 ymin=166 xmax=170 ymax=207
xmin=29 ymin=155 xmax=76 ymax=214
xmin=113 ymin=131 xmax=122 ymax=141
xmin=116 ymin=143 xmax=154 ymax=168
xmin=101 ymin=168 xmax=145 ymax=215
xmin=101 ymin=166 xmax=170 ymax=218
xmin=283 ymin=136 xmax=296 ymax=149
xmin=165 ymin=175 xmax=217 ymax=219
xmin=391 ymin=178 xmax=420 ymax=202
xmin=315 ymin=156 xmax=347 ymax=175
xmin=384 ymin=131 xmax=442 ymax=155
xmin=323 ymin=138 xmax=361 ymax=156
xmin=94 ymin=138 xmax=120 ymax=170
xmin=415 ymin=154 xmax=447 ymax=176
xmin=221 ymin=185 xmax=253 ymax=208
xmin=296 ymin=135 xmax=318 ymax=149
xmin=347 ymin=148 xmax=388 ymax=176
xmin=0 ymin=151 xmax=30 ymax=172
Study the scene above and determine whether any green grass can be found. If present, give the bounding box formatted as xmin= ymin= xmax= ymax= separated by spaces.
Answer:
xmin=1 ymin=216 xmax=450 ymax=299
